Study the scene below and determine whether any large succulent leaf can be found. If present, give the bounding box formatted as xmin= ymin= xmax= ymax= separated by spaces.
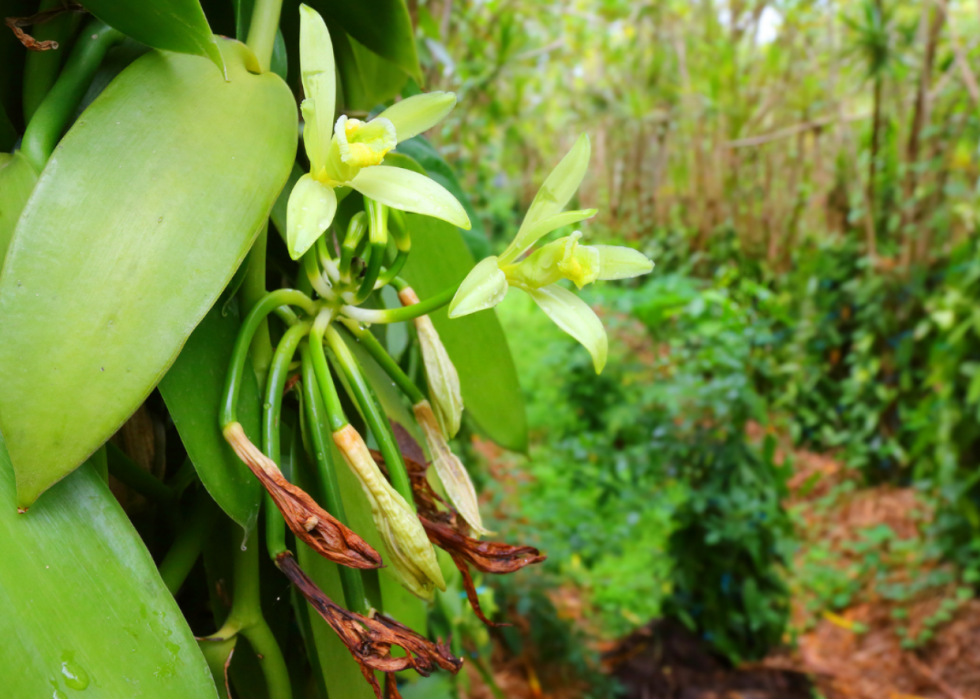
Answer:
xmin=401 ymin=215 xmax=528 ymax=453
xmin=0 ymin=39 xmax=297 ymax=509
xmin=159 ymin=303 xmax=264 ymax=536
xmin=396 ymin=136 xmax=489 ymax=260
xmin=0 ymin=430 xmax=219 ymax=698
xmin=0 ymin=151 xmax=37 ymax=264
xmin=83 ymin=0 xmax=226 ymax=74
xmin=307 ymin=0 xmax=420 ymax=84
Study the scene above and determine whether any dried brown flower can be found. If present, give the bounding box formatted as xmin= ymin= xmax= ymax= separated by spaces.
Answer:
xmin=422 ymin=517 xmax=546 ymax=626
xmin=370 ymin=445 xmax=547 ymax=626
xmin=276 ymin=551 xmax=462 ymax=699
xmin=223 ymin=422 xmax=382 ymax=569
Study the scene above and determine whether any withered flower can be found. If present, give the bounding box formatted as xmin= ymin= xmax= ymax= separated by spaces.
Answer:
xmin=223 ymin=422 xmax=382 ymax=569
xmin=276 ymin=551 xmax=462 ymax=699
xmin=371 ymin=446 xmax=547 ymax=626
xmin=422 ymin=517 xmax=546 ymax=627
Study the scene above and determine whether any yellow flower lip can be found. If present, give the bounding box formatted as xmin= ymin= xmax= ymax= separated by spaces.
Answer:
xmin=335 ymin=115 xmax=397 ymax=169
xmin=556 ymin=232 xmax=599 ymax=289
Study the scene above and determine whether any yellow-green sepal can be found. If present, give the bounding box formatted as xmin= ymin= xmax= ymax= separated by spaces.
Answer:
xmin=526 ymin=283 xmax=608 ymax=374
xmin=287 ymin=173 xmax=338 ymax=260
xmin=448 ymin=256 xmax=508 ymax=318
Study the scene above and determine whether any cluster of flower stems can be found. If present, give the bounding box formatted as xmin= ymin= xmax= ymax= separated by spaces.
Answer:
xmin=197 ymin=196 xmax=540 ymax=699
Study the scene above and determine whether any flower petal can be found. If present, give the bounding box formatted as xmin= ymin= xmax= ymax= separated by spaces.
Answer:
xmin=499 ymin=208 xmax=598 ymax=265
xmin=504 ymin=133 xmax=591 ymax=259
xmin=448 ymin=256 xmax=508 ymax=318
xmin=287 ymin=174 xmax=337 ymax=260
xmin=594 ymin=245 xmax=655 ymax=280
xmin=526 ymin=284 xmax=608 ymax=373
xmin=351 ymin=165 xmax=470 ymax=230
xmin=299 ymin=5 xmax=336 ymax=175
xmin=377 ymin=92 xmax=457 ymax=142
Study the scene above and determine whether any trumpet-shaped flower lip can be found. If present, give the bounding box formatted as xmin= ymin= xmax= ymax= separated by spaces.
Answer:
xmin=335 ymin=115 xmax=397 ymax=168
xmin=556 ymin=234 xmax=601 ymax=289
xmin=505 ymin=231 xmax=601 ymax=290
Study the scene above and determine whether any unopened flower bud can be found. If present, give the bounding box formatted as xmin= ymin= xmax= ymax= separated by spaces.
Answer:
xmin=332 ymin=424 xmax=445 ymax=599
xmin=413 ymin=401 xmax=491 ymax=537
xmin=400 ymin=286 xmax=463 ymax=438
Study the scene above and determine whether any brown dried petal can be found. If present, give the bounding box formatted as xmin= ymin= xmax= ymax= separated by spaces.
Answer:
xmin=5 ymin=2 xmax=84 ymax=51
xmin=422 ymin=517 xmax=546 ymax=627
xmin=421 ymin=516 xmax=546 ymax=574
xmin=224 ymin=423 xmax=382 ymax=569
xmin=371 ymin=447 xmax=547 ymax=627
xmin=276 ymin=552 xmax=462 ymax=699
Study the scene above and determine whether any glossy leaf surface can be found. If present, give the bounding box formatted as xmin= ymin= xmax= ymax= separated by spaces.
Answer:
xmin=0 ymin=39 xmax=297 ymax=508
xmin=83 ymin=0 xmax=225 ymax=73
xmin=396 ymin=136 xmax=490 ymax=260
xmin=308 ymin=0 xmax=420 ymax=84
xmin=159 ymin=303 xmax=263 ymax=535
xmin=401 ymin=216 xmax=528 ymax=452
xmin=0 ymin=151 xmax=37 ymax=264
xmin=0 ymin=431 xmax=218 ymax=699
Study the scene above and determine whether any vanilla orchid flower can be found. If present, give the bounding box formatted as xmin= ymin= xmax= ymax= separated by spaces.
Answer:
xmin=287 ymin=5 xmax=471 ymax=260
xmin=448 ymin=135 xmax=653 ymax=373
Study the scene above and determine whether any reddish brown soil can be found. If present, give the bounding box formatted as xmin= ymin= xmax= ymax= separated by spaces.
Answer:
xmin=466 ymin=433 xmax=980 ymax=699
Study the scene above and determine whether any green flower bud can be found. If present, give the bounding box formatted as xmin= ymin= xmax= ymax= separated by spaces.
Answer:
xmin=413 ymin=401 xmax=491 ymax=537
xmin=400 ymin=286 xmax=463 ymax=438
xmin=333 ymin=425 xmax=445 ymax=599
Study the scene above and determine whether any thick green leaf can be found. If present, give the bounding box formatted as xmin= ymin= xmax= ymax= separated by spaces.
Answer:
xmin=0 ymin=39 xmax=297 ymax=509
xmin=0 ymin=430 xmax=219 ymax=699
xmin=334 ymin=31 xmax=409 ymax=112
xmin=83 ymin=0 xmax=225 ymax=74
xmin=159 ymin=303 xmax=263 ymax=535
xmin=0 ymin=151 xmax=37 ymax=264
xmin=401 ymin=215 xmax=527 ymax=452
xmin=308 ymin=0 xmax=420 ymax=84
xmin=396 ymin=136 xmax=490 ymax=260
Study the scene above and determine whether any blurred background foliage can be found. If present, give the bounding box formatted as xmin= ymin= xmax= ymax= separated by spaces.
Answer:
xmin=403 ymin=0 xmax=980 ymax=693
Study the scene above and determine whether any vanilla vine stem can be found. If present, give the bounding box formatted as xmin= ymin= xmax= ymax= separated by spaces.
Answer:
xmin=246 ymin=0 xmax=284 ymax=73
xmin=221 ymin=288 xmax=317 ymax=428
xmin=340 ymin=285 xmax=457 ymax=324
